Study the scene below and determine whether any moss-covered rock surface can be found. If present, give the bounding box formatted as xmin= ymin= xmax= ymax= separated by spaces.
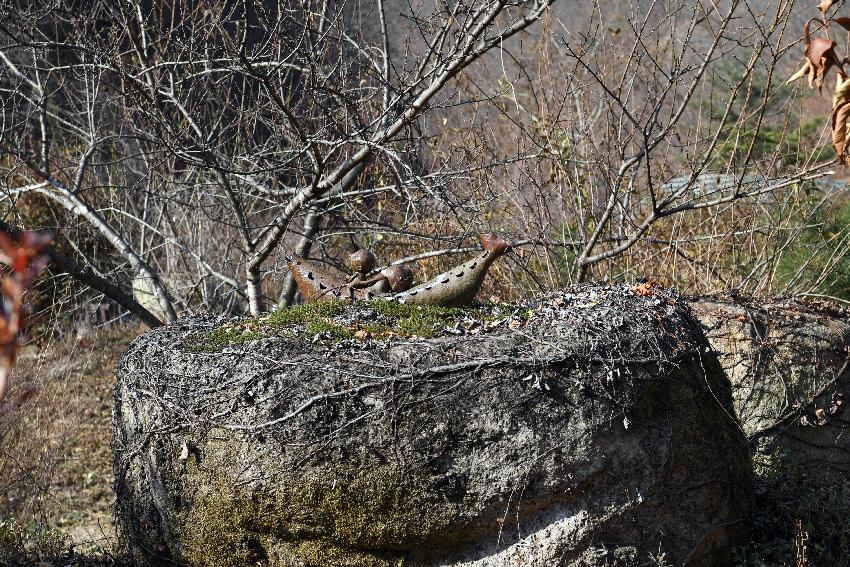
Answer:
xmin=183 ymin=299 xmax=528 ymax=351
xmin=113 ymin=285 xmax=752 ymax=566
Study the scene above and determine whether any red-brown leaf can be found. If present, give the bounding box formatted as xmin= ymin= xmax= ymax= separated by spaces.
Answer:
xmin=0 ymin=232 xmax=16 ymax=265
xmin=806 ymin=36 xmax=837 ymax=65
xmin=0 ymin=229 xmax=51 ymax=402
xmin=806 ymin=36 xmax=840 ymax=89
xmin=0 ymin=230 xmax=52 ymax=274
xmin=832 ymin=16 xmax=850 ymax=31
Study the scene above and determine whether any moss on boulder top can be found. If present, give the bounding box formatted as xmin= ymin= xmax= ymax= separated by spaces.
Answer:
xmin=184 ymin=299 xmax=529 ymax=351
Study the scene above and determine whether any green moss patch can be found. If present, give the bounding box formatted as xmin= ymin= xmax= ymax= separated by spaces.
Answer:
xmin=184 ymin=299 xmax=527 ymax=352
xmin=370 ymin=300 xmax=465 ymax=337
xmin=180 ymin=459 xmax=474 ymax=567
xmin=184 ymin=326 xmax=268 ymax=351
xmin=267 ymin=301 xmax=347 ymax=326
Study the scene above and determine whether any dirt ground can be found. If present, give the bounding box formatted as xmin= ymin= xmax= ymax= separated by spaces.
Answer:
xmin=0 ymin=323 xmax=141 ymax=558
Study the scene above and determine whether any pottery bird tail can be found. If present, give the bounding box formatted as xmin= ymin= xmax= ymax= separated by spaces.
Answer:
xmin=286 ymin=255 xmax=351 ymax=302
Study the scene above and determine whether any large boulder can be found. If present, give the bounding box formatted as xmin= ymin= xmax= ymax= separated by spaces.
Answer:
xmin=690 ymin=297 xmax=850 ymax=474
xmin=113 ymin=286 xmax=751 ymax=567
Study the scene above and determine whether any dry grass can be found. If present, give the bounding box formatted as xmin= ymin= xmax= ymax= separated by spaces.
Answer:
xmin=0 ymin=323 xmax=140 ymax=561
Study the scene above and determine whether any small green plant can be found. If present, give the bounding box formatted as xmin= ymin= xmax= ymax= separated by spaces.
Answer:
xmin=776 ymin=196 xmax=850 ymax=301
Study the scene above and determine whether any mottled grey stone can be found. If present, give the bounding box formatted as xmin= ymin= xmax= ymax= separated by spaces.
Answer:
xmin=113 ymin=287 xmax=751 ymax=567
xmin=691 ymin=297 xmax=850 ymax=475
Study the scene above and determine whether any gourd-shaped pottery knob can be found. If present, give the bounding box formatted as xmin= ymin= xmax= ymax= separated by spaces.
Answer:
xmin=348 ymin=250 xmax=377 ymax=275
xmin=384 ymin=265 xmax=414 ymax=292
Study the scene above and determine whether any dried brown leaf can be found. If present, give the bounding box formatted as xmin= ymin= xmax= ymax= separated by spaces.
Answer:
xmin=806 ymin=36 xmax=839 ymax=89
xmin=820 ymin=0 xmax=836 ymax=13
xmin=787 ymin=23 xmax=843 ymax=90
xmin=832 ymin=16 xmax=850 ymax=31
xmin=832 ymin=76 xmax=850 ymax=163
xmin=832 ymin=74 xmax=850 ymax=107
xmin=632 ymin=279 xmax=661 ymax=297
xmin=786 ymin=60 xmax=812 ymax=85
xmin=831 ymin=101 xmax=850 ymax=162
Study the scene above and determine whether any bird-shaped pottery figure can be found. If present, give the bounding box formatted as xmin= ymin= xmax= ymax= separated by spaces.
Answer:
xmin=349 ymin=263 xmax=415 ymax=295
xmin=286 ymin=234 xmax=508 ymax=306
xmin=346 ymin=250 xmax=378 ymax=288
xmin=287 ymin=252 xmax=409 ymax=302
xmin=392 ymin=234 xmax=509 ymax=307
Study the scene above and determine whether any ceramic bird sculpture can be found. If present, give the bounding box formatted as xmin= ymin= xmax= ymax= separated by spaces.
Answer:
xmin=346 ymin=250 xmax=378 ymax=287
xmin=286 ymin=255 xmax=366 ymax=301
xmin=286 ymin=234 xmax=509 ymax=306
xmin=349 ymin=264 xmax=415 ymax=294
